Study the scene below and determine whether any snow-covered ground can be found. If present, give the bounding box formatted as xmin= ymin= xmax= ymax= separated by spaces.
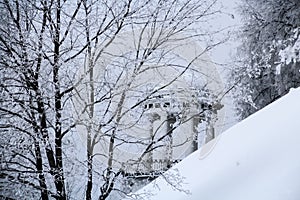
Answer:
xmin=126 ymin=87 xmax=300 ymax=200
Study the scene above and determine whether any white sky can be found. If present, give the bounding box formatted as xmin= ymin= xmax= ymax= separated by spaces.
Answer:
xmin=207 ymin=0 xmax=243 ymax=130
xmin=210 ymin=0 xmax=242 ymax=64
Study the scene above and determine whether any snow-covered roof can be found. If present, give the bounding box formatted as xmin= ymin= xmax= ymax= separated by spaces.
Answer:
xmin=127 ymin=87 xmax=300 ymax=200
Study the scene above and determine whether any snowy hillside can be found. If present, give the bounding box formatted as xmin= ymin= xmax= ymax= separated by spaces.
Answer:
xmin=127 ymin=87 xmax=300 ymax=200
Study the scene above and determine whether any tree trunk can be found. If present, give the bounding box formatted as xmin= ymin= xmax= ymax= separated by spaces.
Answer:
xmin=86 ymin=130 xmax=93 ymax=200
xmin=53 ymin=1 xmax=66 ymax=199
xmin=34 ymin=139 xmax=49 ymax=200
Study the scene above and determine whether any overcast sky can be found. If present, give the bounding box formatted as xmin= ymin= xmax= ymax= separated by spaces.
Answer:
xmin=210 ymin=0 xmax=242 ymax=65
xmin=207 ymin=0 xmax=243 ymax=129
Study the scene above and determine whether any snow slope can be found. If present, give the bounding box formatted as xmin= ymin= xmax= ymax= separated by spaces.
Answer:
xmin=126 ymin=87 xmax=300 ymax=200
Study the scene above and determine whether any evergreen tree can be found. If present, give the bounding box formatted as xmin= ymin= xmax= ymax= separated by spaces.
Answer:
xmin=231 ymin=0 xmax=300 ymax=119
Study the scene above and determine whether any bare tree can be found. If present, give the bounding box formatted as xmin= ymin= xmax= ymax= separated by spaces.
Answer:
xmin=74 ymin=0 xmax=224 ymax=199
xmin=0 ymin=0 xmax=224 ymax=199
xmin=0 ymin=0 xmax=85 ymax=199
